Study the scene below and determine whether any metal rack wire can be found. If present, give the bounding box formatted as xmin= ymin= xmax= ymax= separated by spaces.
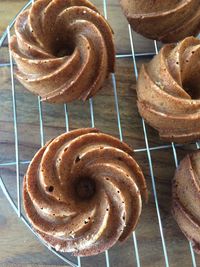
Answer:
xmin=0 ymin=0 xmax=199 ymax=266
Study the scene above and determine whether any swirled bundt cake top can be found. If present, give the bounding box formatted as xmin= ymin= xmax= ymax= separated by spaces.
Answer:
xmin=10 ymin=0 xmax=115 ymax=103
xmin=120 ymin=0 xmax=200 ymax=42
xmin=137 ymin=36 xmax=200 ymax=143
xmin=23 ymin=128 xmax=148 ymax=256
xmin=172 ymin=150 xmax=200 ymax=254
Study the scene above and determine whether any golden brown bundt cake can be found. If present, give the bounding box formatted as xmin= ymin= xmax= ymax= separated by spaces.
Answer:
xmin=172 ymin=150 xmax=200 ymax=254
xmin=120 ymin=0 xmax=200 ymax=43
xmin=136 ymin=36 xmax=200 ymax=143
xmin=9 ymin=0 xmax=115 ymax=103
xmin=23 ymin=128 xmax=148 ymax=256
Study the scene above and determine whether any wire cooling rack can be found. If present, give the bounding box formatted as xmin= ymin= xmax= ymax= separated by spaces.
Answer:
xmin=0 ymin=0 xmax=200 ymax=266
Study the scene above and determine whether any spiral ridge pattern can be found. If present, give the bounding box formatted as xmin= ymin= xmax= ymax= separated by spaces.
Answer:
xmin=137 ymin=37 xmax=200 ymax=143
xmin=172 ymin=151 xmax=200 ymax=254
xmin=9 ymin=0 xmax=115 ymax=103
xmin=120 ymin=0 xmax=200 ymax=43
xmin=23 ymin=128 xmax=147 ymax=256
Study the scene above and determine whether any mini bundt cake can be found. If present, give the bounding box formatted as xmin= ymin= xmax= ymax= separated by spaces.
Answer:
xmin=172 ymin=150 xmax=200 ymax=254
xmin=120 ymin=0 xmax=200 ymax=43
xmin=23 ymin=128 xmax=148 ymax=256
xmin=136 ymin=36 xmax=200 ymax=143
xmin=9 ymin=0 xmax=115 ymax=103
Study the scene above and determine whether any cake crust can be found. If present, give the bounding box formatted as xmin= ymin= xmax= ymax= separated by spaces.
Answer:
xmin=136 ymin=37 xmax=200 ymax=143
xmin=10 ymin=0 xmax=115 ymax=103
xmin=120 ymin=0 xmax=200 ymax=43
xmin=172 ymin=150 xmax=200 ymax=254
xmin=23 ymin=128 xmax=148 ymax=256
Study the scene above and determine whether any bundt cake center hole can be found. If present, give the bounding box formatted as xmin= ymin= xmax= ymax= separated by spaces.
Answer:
xmin=183 ymin=81 xmax=200 ymax=99
xmin=75 ymin=177 xmax=96 ymax=200
xmin=53 ymin=40 xmax=75 ymax=57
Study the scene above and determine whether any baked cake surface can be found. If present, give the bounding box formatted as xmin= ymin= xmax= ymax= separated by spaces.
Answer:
xmin=172 ymin=150 xmax=200 ymax=254
xmin=120 ymin=0 xmax=200 ymax=42
xmin=137 ymin=37 xmax=200 ymax=143
xmin=10 ymin=0 xmax=115 ymax=103
xmin=23 ymin=128 xmax=148 ymax=256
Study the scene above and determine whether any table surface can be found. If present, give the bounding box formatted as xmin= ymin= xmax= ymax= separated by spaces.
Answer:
xmin=0 ymin=1 xmax=199 ymax=267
